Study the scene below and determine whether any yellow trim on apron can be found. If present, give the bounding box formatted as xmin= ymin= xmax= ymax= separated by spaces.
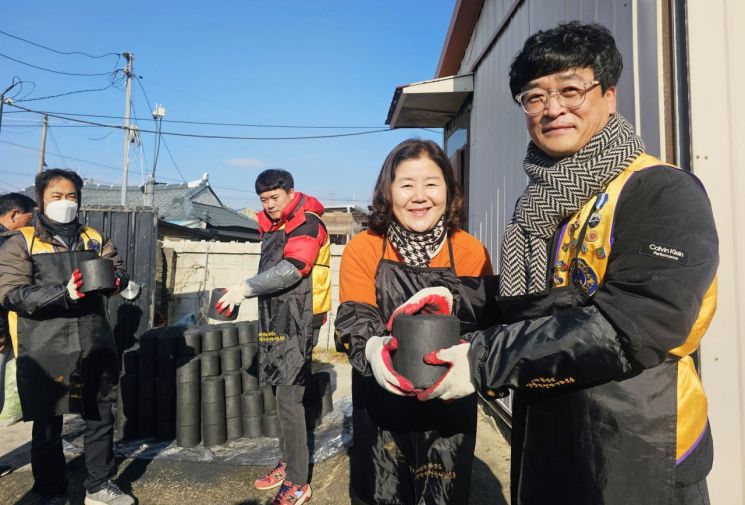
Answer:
xmin=8 ymin=226 xmax=104 ymax=355
xmin=552 ymin=153 xmax=716 ymax=460
xmin=312 ymin=237 xmax=332 ymax=315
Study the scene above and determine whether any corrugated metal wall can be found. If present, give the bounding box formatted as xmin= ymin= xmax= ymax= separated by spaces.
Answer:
xmin=452 ymin=0 xmax=666 ymax=267
xmin=80 ymin=207 xmax=158 ymax=353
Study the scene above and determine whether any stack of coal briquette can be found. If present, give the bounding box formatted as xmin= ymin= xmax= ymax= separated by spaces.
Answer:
xmin=137 ymin=328 xmax=160 ymax=437
xmin=115 ymin=346 xmax=140 ymax=440
xmin=116 ymin=320 xmax=333 ymax=447
xmin=174 ymin=320 xmax=266 ymax=447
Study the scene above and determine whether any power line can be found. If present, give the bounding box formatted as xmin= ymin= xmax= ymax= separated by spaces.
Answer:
xmin=159 ymin=137 xmax=187 ymax=183
xmin=1 ymin=140 xmax=372 ymax=202
xmin=0 ymin=125 xmax=38 ymax=134
xmin=0 ymin=139 xmax=185 ymax=183
xmin=4 ymin=106 xmax=387 ymax=129
xmin=134 ymin=72 xmax=184 ymax=180
xmin=3 ymin=123 xmax=101 ymax=128
xmin=0 ymin=29 xmax=120 ymax=59
xmin=47 ymin=127 xmax=68 ymax=169
xmin=0 ymin=52 xmax=116 ymax=77
xmin=1 ymin=138 xmax=122 ymax=172
xmin=0 ymin=178 xmax=22 ymax=191
xmin=14 ymin=82 xmax=117 ymax=102
xmin=8 ymin=103 xmax=395 ymax=140
xmin=133 ymin=76 xmax=162 ymax=175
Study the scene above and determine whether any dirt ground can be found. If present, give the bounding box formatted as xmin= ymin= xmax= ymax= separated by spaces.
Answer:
xmin=0 ymin=358 xmax=511 ymax=505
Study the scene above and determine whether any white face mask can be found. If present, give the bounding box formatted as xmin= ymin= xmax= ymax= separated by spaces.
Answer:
xmin=44 ymin=200 xmax=78 ymax=224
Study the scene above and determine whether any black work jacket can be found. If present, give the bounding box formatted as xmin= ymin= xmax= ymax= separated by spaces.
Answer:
xmin=465 ymin=160 xmax=718 ymax=505
xmin=0 ymin=222 xmax=125 ymax=420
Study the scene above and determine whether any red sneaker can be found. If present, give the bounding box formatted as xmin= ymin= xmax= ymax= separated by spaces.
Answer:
xmin=254 ymin=460 xmax=286 ymax=490
xmin=271 ymin=481 xmax=312 ymax=505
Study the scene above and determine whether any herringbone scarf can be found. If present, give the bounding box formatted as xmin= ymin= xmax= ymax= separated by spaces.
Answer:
xmin=499 ymin=113 xmax=644 ymax=296
xmin=388 ymin=217 xmax=446 ymax=267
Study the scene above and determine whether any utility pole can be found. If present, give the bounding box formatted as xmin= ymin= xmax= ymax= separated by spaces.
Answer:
xmin=0 ymin=80 xmax=22 ymax=135
xmin=145 ymin=103 xmax=166 ymax=208
xmin=120 ymin=52 xmax=134 ymax=206
xmin=38 ymin=114 xmax=48 ymax=174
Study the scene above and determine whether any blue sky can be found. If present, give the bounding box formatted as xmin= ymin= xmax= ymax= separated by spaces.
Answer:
xmin=0 ymin=1 xmax=455 ymax=210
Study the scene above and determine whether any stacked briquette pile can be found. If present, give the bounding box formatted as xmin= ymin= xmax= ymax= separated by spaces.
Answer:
xmin=175 ymin=328 xmax=201 ymax=447
xmin=221 ymin=323 xmax=243 ymax=441
xmin=155 ymin=327 xmax=179 ymax=440
xmin=238 ymin=321 xmax=266 ymax=438
xmin=116 ymin=320 xmax=334 ymax=448
xmin=115 ymin=347 xmax=139 ymax=439
xmin=137 ymin=328 xmax=160 ymax=437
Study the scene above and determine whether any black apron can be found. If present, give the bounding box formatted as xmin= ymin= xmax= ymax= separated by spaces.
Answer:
xmin=16 ymin=241 xmax=118 ymax=421
xmin=351 ymin=237 xmax=477 ymax=505
xmin=495 ymin=228 xmax=679 ymax=505
xmin=257 ymin=227 xmax=314 ymax=386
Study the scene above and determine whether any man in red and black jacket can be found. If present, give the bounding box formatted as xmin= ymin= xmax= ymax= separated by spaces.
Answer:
xmin=217 ymin=169 xmax=330 ymax=505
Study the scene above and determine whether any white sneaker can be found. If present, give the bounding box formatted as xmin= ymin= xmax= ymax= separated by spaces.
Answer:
xmin=84 ymin=481 xmax=135 ymax=505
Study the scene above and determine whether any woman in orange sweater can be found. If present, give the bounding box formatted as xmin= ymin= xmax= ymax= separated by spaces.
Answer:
xmin=335 ymin=139 xmax=492 ymax=505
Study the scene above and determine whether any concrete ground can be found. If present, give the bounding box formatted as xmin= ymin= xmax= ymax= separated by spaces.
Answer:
xmin=0 ymin=355 xmax=510 ymax=505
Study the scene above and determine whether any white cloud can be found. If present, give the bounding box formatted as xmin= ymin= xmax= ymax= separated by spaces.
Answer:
xmin=224 ymin=158 xmax=267 ymax=168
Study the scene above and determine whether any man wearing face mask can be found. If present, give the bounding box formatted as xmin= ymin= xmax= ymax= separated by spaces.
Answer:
xmin=0 ymin=169 xmax=133 ymax=505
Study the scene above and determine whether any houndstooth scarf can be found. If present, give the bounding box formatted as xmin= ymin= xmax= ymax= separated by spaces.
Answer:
xmin=388 ymin=217 xmax=447 ymax=267
xmin=499 ymin=113 xmax=644 ymax=296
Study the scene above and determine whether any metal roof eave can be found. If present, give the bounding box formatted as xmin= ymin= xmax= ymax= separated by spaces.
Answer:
xmin=385 ymin=74 xmax=473 ymax=128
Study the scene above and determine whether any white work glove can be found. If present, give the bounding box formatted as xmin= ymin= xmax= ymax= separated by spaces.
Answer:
xmin=66 ymin=268 xmax=85 ymax=301
xmin=417 ymin=342 xmax=475 ymax=401
xmin=215 ymin=284 xmax=249 ymax=317
xmin=386 ymin=286 xmax=454 ymax=330
xmin=365 ymin=336 xmax=416 ymax=396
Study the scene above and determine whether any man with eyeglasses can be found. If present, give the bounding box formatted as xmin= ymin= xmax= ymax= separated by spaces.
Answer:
xmin=417 ymin=22 xmax=718 ymax=505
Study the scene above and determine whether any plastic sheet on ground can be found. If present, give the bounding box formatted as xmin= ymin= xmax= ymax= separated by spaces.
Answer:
xmin=0 ymin=358 xmax=22 ymax=426
xmin=62 ymin=396 xmax=352 ymax=466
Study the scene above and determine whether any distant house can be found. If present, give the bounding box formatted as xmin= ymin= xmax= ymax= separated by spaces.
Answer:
xmin=80 ymin=174 xmax=260 ymax=242
xmin=321 ymin=204 xmax=368 ymax=245
xmin=243 ymin=201 xmax=368 ymax=245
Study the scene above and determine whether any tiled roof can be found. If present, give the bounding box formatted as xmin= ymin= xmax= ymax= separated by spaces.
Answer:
xmin=81 ymin=180 xmax=205 ymax=210
xmin=20 ymin=178 xmax=258 ymax=231
xmin=190 ymin=202 xmax=258 ymax=228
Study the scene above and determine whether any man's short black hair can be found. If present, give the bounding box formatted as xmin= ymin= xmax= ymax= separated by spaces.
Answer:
xmin=0 ymin=192 xmax=36 ymax=216
xmin=255 ymin=169 xmax=294 ymax=194
xmin=34 ymin=168 xmax=84 ymax=209
xmin=509 ymin=21 xmax=623 ymax=97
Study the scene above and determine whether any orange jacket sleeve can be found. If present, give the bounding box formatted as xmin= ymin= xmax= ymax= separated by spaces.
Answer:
xmin=339 ymin=231 xmax=380 ymax=307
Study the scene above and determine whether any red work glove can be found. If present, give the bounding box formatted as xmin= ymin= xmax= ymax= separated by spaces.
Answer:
xmin=417 ymin=341 xmax=475 ymax=401
xmin=386 ymin=286 xmax=454 ymax=331
xmin=66 ymin=268 xmax=85 ymax=301
xmin=106 ymin=271 xmax=123 ymax=297
xmin=365 ymin=336 xmax=417 ymax=396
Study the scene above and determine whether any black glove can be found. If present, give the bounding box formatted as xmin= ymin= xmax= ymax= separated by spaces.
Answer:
xmin=108 ymin=270 xmax=129 ymax=297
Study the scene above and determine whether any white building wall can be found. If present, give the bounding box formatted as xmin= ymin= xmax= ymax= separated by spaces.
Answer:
xmin=162 ymin=239 xmax=344 ymax=351
xmin=687 ymin=1 xmax=745 ymax=502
